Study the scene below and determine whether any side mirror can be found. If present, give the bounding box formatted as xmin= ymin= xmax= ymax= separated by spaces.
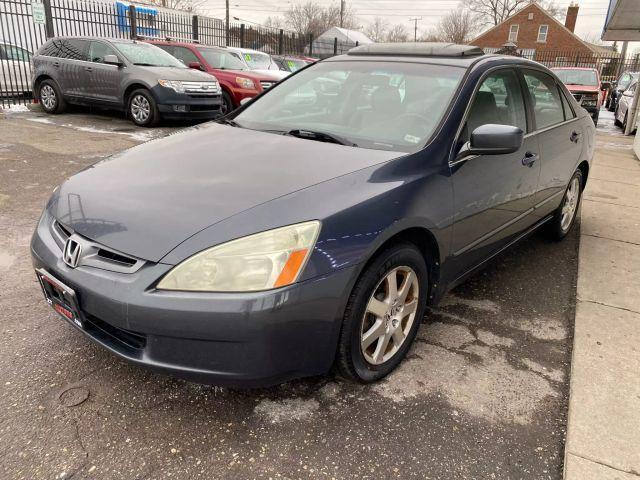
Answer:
xmin=458 ymin=124 xmax=523 ymax=159
xmin=188 ymin=61 xmax=203 ymax=71
xmin=103 ymin=54 xmax=121 ymax=66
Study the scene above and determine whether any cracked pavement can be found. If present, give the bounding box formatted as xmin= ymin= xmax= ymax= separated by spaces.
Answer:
xmin=0 ymin=106 xmax=578 ymax=479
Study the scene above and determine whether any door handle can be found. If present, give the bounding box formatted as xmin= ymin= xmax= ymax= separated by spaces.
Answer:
xmin=84 ymin=66 xmax=93 ymax=72
xmin=570 ymin=131 xmax=582 ymax=143
xmin=522 ymin=151 xmax=539 ymax=167
xmin=53 ymin=61 xmax=59 ymax=67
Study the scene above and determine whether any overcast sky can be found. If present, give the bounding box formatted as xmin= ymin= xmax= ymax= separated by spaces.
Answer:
xmin=200 ymin=0 xmax=615 ymax=42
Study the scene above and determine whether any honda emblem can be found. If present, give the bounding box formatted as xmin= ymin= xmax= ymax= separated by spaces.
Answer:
xmin=63 ymin=238 xmax=82 ymax=268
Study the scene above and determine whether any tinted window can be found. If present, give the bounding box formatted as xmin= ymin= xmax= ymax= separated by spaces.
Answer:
xmin=558 ymin=88 xmax=575 ymax=120
xmin=57 ymin=39 xmax=89 ymax=61
xmin=619 ymin=73 xmax=631 ymax=90
xmin=171 ymin=46 xmax=199 ymax=65
xmin=88 ymin=41 xmax=118 ymax=63
xmin=523 ymin=70 xmax=565 ymax=129
xmin=463 ymin=69 xmax=527 ymax=141
xmin=39 ymin=39 xmax=63 ymax=57
xmin=235 ymin=61 xmax=465 ymax=153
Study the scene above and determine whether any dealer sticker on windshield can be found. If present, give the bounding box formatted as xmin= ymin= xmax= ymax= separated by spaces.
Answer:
xmin=404 ymin=134 xmax=421 ymax=144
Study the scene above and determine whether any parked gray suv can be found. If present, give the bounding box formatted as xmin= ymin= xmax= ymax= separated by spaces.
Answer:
xmin=32 ymin=37 xmax=223 ymax=126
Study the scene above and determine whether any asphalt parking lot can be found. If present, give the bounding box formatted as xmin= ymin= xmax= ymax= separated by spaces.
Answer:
xmin=1 ymin=106 xmax=580 ymax=479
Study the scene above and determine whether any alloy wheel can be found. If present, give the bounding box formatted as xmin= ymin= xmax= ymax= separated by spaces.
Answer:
xmin=131 ymin=94 xmax=151 ymax=124
xmin=40 ymin=84 xmax=56 ymax=111
xmin=560 ymin=176 xmax=580 ymax=231
xmin=360 ymin=266 xmax=419 ymax=365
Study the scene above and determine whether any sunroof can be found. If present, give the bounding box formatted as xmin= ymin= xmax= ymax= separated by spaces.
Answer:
xmin=348 ymin=42 xmax=485 ymax=58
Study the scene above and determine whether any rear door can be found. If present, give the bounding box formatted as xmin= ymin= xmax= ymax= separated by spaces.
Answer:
xmin=521 ymin=68 xmax=582 ymax=217
xmin=450 ymin=67 xmax=541 ymax=270
xmin=56 ymin=38 xmax=90 ymax=98
xmin=86 ymin=41 xmax=122 ymax=104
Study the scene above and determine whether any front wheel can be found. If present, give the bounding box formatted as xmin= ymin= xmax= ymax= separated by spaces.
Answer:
xmin=546 ymin=169 xmax=583 ymax=240
xmin=39 ymin=79 xmax=66 ymax=114
xmin=128 ymin=89 xmax=158 ymax=127
xmin=336 ymin=242 xmax=428 ymax=383
xmin=221 ymin=91 xmax=234 ymax=116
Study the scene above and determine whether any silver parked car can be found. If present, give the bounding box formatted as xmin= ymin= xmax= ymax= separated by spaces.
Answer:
xmin=615 ymin=81 xmax=638 ymax=133
xmin=1 ymin=40 xmax=32 ymax=97
xmin=31 ymin=37 xmax=223 ymax=126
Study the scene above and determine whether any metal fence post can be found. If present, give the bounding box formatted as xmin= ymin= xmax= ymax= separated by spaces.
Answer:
xmin=192 ymin=15 xmax=199 ymax=42
xmin=308 ymin=33 xmax=313 ymax=56
xmin=240 ymin=24 xmax=245 ymax=48
xmin=278 ymin=29 xmax=284 ymax=55
xmin=333 ymin=37 xmax=337 ymax=55
xmin=128 ymin=5 xmax=137 ymax=40
xmin=42 ymin=0 xmax=55 ymax=38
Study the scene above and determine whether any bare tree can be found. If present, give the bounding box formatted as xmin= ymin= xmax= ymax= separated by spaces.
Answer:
xmin=146 ymin=0 xmax=205 ymax=13
xmin=385 ymin=24 xmax=409 ymax=43
xmin=428 ymin=9 xmax=479 ymax=44
xmin=469 ymin=0 xmax=564 ymax=26
xmin=283 ymin=1 xmax=358 ymax=37
xmin=365 ymin=17 xmax=389 ymax=42
xmin=263 ymin=16 xmax=284 ymax=30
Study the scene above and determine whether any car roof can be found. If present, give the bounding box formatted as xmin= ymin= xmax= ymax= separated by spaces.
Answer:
xmin=348 ymin=42 xmax=484 ymax=58
xmin=551 ymin=66 xmax=597 ymax=71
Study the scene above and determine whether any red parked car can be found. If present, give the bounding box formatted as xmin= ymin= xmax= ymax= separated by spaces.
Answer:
xmin=147 ymin=40 xmax=282 ymax=114
xmin=551 ymin=67 xmax=603 ymax=126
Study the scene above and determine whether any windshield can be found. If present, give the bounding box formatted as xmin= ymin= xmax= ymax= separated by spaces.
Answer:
xmin=234 ymin=61 xmax=465 ymax=153
xmin=113 ymin=42 xmax=185 ymax=68
xmin=552 ymin=69 xmax=598 ymax=86
xmin=240 ymin=51 xmax=272 ymax=70
xmin=197 ymin=48 xmax=247 ymax=70
xmin=283 ymin=58 xmax=308 ymax=72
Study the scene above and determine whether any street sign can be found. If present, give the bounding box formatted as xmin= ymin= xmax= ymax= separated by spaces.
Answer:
xmin=32 ymin=2 xmax=45 ymax=25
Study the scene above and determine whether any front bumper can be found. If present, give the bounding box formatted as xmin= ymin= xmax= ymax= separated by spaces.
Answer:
xmin=31 ymin=212 xmax=356 ymax=387
xmin=151 ymin=85 xmax=223 ymax=121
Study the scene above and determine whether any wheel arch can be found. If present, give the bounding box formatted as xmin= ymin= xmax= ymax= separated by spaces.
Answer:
xmin=123 ymin=83 xmax=152 ymax=105
xmin=577 ymin=160 xmax=589 ymax=187
xmin=33 ymin=74 xmax=54 ymax=94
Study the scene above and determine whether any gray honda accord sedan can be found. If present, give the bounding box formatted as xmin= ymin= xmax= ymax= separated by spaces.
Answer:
xmin=31 ymin=43 xmax=594 ymax=387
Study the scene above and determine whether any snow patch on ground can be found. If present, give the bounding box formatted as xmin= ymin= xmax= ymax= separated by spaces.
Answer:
xmin=254 ymin=397 xmax=320 ymax=424
xmin=1 ymin=104 xmax=32 ymax=113
xmin=24 ymin=116 xmax=154 ymax=142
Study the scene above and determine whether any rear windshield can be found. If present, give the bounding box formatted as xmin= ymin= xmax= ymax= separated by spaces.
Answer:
xmin=552 ymin=69 xmax=598 ymax=86
xmin=197 ymin=48 xmax=247 ymax=70
xmin=113 ymin=42 xmax=185 ymax=68
xmin=234 ymin=60 xmax=466 ymax=153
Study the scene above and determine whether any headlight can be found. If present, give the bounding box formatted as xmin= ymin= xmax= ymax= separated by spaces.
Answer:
xmin=157 ymin=221 xmax=321 ymax=292
xmin=235 ymin=76 xmax=255 ymax=90
xmin=158 ymin=79 xmax=185 ymax=93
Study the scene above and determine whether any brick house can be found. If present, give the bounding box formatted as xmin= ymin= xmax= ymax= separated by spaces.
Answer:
xmin=469 ymin=2 xmax=602 ymax=62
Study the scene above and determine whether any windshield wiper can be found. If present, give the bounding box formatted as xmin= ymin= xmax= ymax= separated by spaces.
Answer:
xmin=285 ymin=129 xmax=358 ymax=147
xmin=218 ymin=117 xmax=240 ymax=127
xmin=133 ymin=62 xmax=161 ymax=66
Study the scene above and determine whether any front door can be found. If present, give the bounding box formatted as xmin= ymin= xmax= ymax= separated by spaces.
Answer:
xmin=449 ymin=68 xmax=541 ymax=272
xmin=86 ymin=41 xmax=122 ymax=104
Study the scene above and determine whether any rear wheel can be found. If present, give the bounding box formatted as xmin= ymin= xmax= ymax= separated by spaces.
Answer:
xmin=128 ymin=89 xmax=158 ymax=127
xmin=622 ymin=112 xmax=628 ymax=132
xmin=39 ymin=79 xmax=66 ymax=114
xmin=336 ymin=242 xmax=428 ymax=383
xmin=546 ymin=169 xmax=583 ymax=240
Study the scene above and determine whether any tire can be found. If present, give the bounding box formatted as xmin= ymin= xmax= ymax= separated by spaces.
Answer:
xmin=546 ymin=169 xmax=583 ymax=241
xmin=221 ymin=91 xmax=234 ymax=116
xmin=38 ymin=79 xmax=66 ymax=114
xmin=128 ymin=89 xmax=159 ymax=127
xmin=614 ymin=108 xmax=622 ymax=127
xmin=608 ymin=96 xmax=616 ymax=112
xmin=622 ymin=112 xmax=628 ymax=132
xmin=605 ymin=97 xmax=610 ymax=110
xmin=336 ymin=242 xmax=428 ymax=383
xmin=593 ymin=113 xmax=599 ymax=127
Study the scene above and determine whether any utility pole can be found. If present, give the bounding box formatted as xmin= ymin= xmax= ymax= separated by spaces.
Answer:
xmin=340 ymin=0 xmax=345 ymax=28
xmin=409 ymin=17 xmax=422 ymax=42
xmin=225 ymin=0 xmax=230 ymax=45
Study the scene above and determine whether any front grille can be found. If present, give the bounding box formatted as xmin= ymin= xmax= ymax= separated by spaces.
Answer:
xmin=182 ymin=81 xmax=220 ymax=96
xmin=84 ymin=313 xmax=147 ymax=352
xmin=97 ymin=248 xmax=137 ymax=267
xmin=260 ymin=81 xmax=275 ymax=90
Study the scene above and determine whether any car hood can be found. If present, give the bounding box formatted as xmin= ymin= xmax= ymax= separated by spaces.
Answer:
xmin=50 ymin=123 xmax=402 ymax=263
xmin=565 ymin=84 xmax=599 ymax=93
xmin=139 ymin=66 xmax=214 ymax=81
xmin=251 ymin=69 xmax=289 ymax=80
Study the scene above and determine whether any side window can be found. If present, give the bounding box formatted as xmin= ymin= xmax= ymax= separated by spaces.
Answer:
xmin=39 ymin=39 xmax=62 ymax=57
xmin=523 ymin=70 xmax=565 ymax=129
xmin=0 ymin=45 xmax=6 ymax=60
xmin=559 ymin=87 xmax=576 ymax=120
xmin=57 ymin=39 xmax=89 ymax=61
xmin=463 ymin=69 xmax=527 ymax=142
xmin=619 ymin=73 xmax=631 ymax=90
xmin=4 ymin=45 xmax=31 ymax=61
xmin=172 ymin=47 xmax=199 ymax=65
xmin=88 ymin=41 xmax=118 ymax=63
